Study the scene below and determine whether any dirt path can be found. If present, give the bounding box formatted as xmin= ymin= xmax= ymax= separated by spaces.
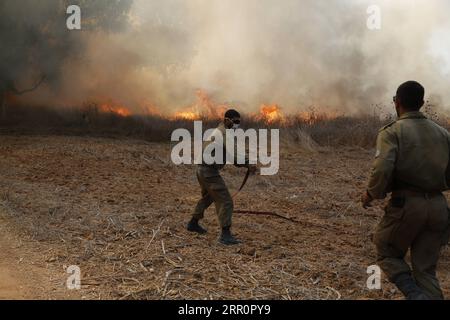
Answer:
xmin=0 ymin=215 xmax=80 ymax=300
xmin=0 ymin=248 xmax=27 ymax=299
xmin=0 ymin=218 xmax=36 ymax=299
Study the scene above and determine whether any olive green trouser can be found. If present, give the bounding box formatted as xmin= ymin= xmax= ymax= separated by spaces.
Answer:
xmin=192 ymin=167 xmax=233 ymax=228
xmin=373 ymin=192 xmax=450 ymax=300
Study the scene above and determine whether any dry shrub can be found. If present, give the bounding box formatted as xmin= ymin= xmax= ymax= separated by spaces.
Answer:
xmin=280 ymin=128 xmax=318 ymax=152
xmin=3 ymin=103 xmax=449 ymax=149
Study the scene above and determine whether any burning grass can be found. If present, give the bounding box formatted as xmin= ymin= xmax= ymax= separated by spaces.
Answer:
xmin=3 ymin=93 xmax=450 ymax=150
xmin=0 ymin=102 xmax=395 ymax=149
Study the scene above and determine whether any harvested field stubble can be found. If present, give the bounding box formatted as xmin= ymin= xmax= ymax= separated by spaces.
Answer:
xmin=1 ymin=133 xmax=449 ymax=300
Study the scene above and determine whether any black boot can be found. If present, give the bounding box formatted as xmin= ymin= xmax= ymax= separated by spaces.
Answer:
xmin=187 ymin=218 xmax=207 ymax=234
xmin=394 ymin=273 xmax=429 ymax=300
xmin=219 ymin=227 xmax=241 ymax=245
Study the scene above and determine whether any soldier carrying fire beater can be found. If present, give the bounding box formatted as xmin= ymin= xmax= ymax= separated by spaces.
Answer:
xmin=187 ymin=109 xmax=257 ymax=245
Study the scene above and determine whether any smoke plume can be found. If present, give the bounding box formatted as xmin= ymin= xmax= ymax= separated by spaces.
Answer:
xmin=4 ymin=0 xmax=450 ymax=115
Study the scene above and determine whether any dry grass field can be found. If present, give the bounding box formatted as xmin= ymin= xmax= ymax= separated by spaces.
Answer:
xmin=1 ymin=129 xmax=449 ymax=299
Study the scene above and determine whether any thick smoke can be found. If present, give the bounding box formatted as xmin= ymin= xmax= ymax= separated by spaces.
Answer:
xmin=0 ymin=0 xmax=133 ymax=110
xmin=7 ymin=0 xmax=450 ymax=115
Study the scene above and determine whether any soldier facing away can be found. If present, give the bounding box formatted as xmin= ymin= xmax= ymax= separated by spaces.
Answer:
xmin=187 ymin=109 xmax=256 ymax=245
xmin=362 ymin=81 xmax=450 ymax=300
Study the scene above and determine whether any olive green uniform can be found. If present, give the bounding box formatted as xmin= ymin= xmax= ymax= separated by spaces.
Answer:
xmin=368 ymin=111 xmax=450 ymax=299
xmin=192 ymin=124 xmax=248 ymax=228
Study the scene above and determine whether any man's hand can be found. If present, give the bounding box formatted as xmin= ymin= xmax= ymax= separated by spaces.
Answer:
xmin=361 ymin=190 xmax=373 ymax=209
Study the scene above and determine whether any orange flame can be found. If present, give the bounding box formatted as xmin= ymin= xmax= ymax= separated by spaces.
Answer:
xmin=259 ymin=104 xmax=285 ymax=123
xmin=99 ymin=104 xmax=131 ymax=117
xmin=173 ymin=110 xmax=201 ymax=120
xmin=172 ymin=90 xmax=229 ymax=120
